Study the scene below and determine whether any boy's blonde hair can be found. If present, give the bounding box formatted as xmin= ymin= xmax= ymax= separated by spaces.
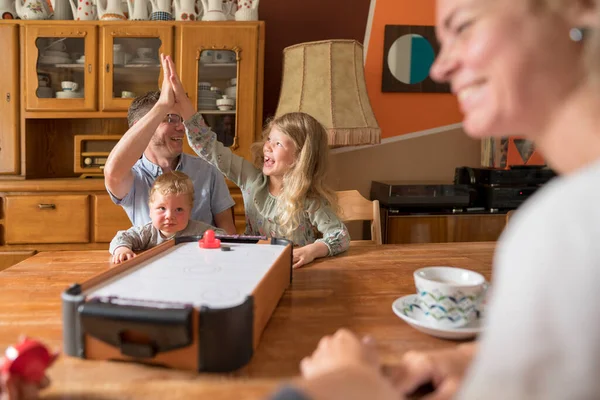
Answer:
xmin=251 ymin=112 xmax=339 ymax=240
xmin=149 ymin=171 xmax=194 ymax=207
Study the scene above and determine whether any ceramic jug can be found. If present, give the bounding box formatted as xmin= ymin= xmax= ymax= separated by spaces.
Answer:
xmin=149 ymin=0 xmax=172 ymax=20
xmin=69 ymin=0 xmax=97 ymax=21
xmin=235 ymin=0 xmax=258 ymax=21
xmin=96 ymin=0 xmax=126 ymax=20
xmin=69 ymin=0 xmax=96 ymax=19
xmin=16 ymin=0 xmax=53 ymax=19
xmin=200 ymin=0 xmax=225 ymax=21
xmin=0 ymin=0 xmax=18 ymax=19
xmin=173 ymin=0 xmax=197 ymax=20
xmin=126 ymin=0 xmax=148 ymax=20
xmin=51 ymin=0 xmax=73 ymax=19
xmin=222 ymin=0 xmax=235 ymax=20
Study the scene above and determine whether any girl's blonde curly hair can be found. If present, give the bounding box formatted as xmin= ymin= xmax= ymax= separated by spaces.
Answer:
xmin=251 ymin=112 xmax=340 ymax=240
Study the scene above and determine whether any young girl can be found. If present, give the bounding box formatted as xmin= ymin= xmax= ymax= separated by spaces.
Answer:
xmin=186 ymin=111 xmax=350 ymax=268
xmin=110 ymin=170 xmax=224 ymax=264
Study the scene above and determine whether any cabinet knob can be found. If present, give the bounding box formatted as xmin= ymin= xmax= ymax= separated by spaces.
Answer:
xmin=5 ymin=92 xmax=10 ymax=102
xmin=106 ymin=63 xmax=110 ymax=73
xmin=38 ymin=204 xmax=56 ymax=210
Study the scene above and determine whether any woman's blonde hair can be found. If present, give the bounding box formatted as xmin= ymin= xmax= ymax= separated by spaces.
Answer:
xmin=251 ymin=112 xmax=339 ymax=240
xmin=149 ymin=171 xmax=194 ymax=207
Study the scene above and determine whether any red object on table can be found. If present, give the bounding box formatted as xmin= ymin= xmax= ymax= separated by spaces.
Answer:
xmin=198 ymin=229 xmax=221 ymax=249
xmin=1 ymin=338 xmax=58 ymax=384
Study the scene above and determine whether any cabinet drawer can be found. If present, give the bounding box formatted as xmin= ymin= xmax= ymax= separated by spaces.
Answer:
xmin=5 ymin=195 xmax=90 ymax=244
xmin=93 ymin=195 xmax=131 ymax=243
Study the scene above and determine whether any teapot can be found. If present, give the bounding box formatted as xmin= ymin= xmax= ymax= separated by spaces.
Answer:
xmin=200 ymin=0 xmax=225 ymax=21
xmin=96 ymin=0 xmax=126 ymax=20
xmin=16 ymin=0 xmax=53 ymax=19
xmin=69 ymin=0 xmax=96 ymax=19
xmin=173 ymin=0 xmax=197 ymax=20
xmin=127 ymin=0 xmax=148 ymax=20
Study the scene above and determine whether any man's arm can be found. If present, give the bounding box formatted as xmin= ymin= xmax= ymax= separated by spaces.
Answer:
xmin=104 ymin=54 xmax=176 ymax=199
xmin=104 ymin=104 xmax=169 ymax=199
xmin=214 ymin=207 xmax=237 ymax=234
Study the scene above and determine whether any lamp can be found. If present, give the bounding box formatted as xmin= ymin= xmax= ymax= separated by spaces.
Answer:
xmin=275 ymin=40 xmax=381 ymax=147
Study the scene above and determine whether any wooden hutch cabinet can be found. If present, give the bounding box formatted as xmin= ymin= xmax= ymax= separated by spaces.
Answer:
xmin=0 ymin=20 xmax=265 ymax=270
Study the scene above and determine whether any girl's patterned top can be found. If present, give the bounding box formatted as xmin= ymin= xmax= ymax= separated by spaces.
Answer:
xmin=184 ymin=113 xmax=350 ymax=256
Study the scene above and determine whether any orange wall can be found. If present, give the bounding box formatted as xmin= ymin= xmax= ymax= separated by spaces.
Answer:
xmin=365 ymin=0 xmax=463 ymax=138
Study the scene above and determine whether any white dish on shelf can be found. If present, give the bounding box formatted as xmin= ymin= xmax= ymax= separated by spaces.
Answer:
xmin=75 ymin=59 xmax=85 ymax=64
xmin=128 ymin=58 xmax=159 ymax=65
xmin=43 ymin=50 xmax=70 ymax=58
xmin=56 ymin=91 xmax=84 ymax=99
xmin=39 ymin=55 xmax=72 ymax=64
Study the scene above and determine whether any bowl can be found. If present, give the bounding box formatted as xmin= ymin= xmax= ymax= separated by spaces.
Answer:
xmin=136 ymin=47 xmax=154 ymax=59
xmin=198 ymin=81 xmax=212 ymax=91
xmin=216 ymin=95 xmax=235 ymax=107
xmin=217 ymin=105 xmax=233 ymax=111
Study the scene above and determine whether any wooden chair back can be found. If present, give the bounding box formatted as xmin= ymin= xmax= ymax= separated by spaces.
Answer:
xmin=336 ymin=190 xmax=383 ymax=245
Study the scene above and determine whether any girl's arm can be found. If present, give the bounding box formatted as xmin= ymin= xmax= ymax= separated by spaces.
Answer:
xmin=184 ymin=114 xmax=261 ymax=190
xmin=311 ymin=203 xmax=350 ymax=256
xmin=293 ymin=203 xmax=350 ymax=268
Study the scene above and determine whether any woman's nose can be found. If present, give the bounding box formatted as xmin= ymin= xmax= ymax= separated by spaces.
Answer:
xmin=429 ymin=44 xmax=456 ymax=84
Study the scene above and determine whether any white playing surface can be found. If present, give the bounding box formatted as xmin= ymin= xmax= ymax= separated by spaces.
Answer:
xmin=86 ymin=242 xmax=287 ymax=309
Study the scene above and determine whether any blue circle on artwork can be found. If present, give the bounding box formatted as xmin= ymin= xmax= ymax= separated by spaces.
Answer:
xmin=388 ymin=34 xmax=435 ymax=84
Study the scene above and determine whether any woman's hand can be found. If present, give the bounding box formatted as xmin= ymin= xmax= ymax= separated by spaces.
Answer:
xmin=300 ymin=329 xmax=380 ymax=379
xmin=386 ymin=343 xmax=477 ymax=400
xmin=112 ymin=247 xmax=135 ymax=264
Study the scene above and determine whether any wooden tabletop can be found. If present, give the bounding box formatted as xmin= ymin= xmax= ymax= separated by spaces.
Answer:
xmin=0 ymin=242 xmax=495 ymax=399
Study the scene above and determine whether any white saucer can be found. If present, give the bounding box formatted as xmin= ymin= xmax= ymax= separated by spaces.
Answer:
xmin=392 ymin=294 xmax=483 ymax=340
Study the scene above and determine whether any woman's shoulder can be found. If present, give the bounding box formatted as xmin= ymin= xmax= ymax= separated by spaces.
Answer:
xmin=499 ymin=161 xmax=600 ymax=258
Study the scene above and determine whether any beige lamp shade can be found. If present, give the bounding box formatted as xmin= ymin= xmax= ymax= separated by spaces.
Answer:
xmin=275 ymin=40 xmax=381 ymax=147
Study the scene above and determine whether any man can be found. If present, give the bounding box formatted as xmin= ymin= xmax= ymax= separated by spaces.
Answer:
xmin=104 ymin=89 xmax=236 ymax=234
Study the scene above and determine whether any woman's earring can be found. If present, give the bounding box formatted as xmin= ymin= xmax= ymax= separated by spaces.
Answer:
xmin=569 ymin=27 xmax=585 ymax=42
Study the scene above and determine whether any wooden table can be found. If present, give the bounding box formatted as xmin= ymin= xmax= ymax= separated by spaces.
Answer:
xmin=0 ymin=242 xmax=495 ymax=399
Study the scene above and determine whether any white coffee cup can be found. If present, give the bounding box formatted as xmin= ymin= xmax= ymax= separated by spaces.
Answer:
xmin=413 ymin=266 xmax=487 ymax=329
xmin=61 ymin=81 xmax=78 ymax=92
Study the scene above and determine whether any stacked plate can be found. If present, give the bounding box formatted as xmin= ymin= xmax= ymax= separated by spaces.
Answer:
xmin=39 ymin=50 xmax=71 ymax=64
xmin=198 ymin=83 xmax=217 ymax=110
xmin=56 ymin=91 xmax=84 ymax=99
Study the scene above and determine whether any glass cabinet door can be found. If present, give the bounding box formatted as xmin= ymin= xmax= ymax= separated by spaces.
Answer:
xmin=179 ymin=23 xmax=262 ymax=162
xmin=100 ymin=24 xmax=173 ymax=112
xmin=197 ymin=49 xmax=238 ymax=148
xmin=25 ymin=24 xmax=97 ymax=112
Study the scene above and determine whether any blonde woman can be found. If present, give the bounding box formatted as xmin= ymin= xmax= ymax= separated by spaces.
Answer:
xmin=288 ymin=0 xmax=600 ymax=399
